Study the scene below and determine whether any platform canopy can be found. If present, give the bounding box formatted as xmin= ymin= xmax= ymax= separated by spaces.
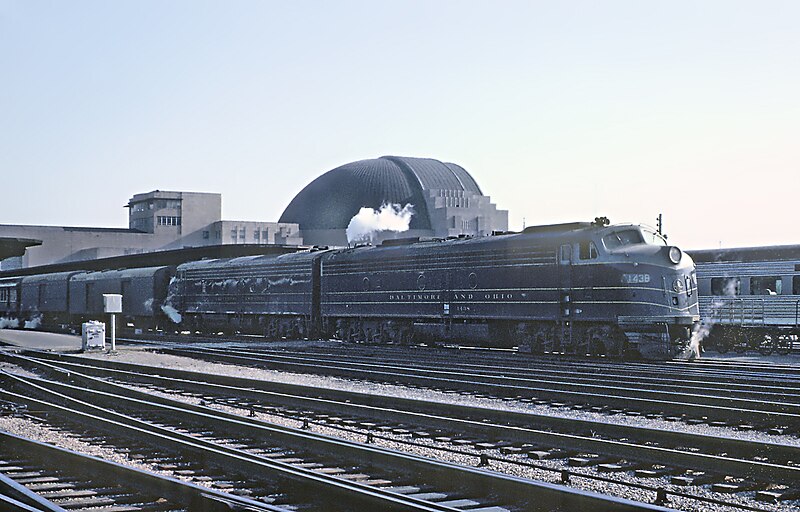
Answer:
xmin=0 ymin=237 xmax=41 ymax=260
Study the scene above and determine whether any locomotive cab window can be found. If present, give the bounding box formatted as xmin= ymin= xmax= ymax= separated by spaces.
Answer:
xmin=602 ymin=230 xmax=644 ymax=249
xmin=751 ymin=276 xmax=781 ymax=295
xmin=579 ymin=241 xmax=598 ymax=260
xmin=711 ymin=277 xmax=740 ymax=296
xmin=642 ymin=228 xmax=668 ymax=245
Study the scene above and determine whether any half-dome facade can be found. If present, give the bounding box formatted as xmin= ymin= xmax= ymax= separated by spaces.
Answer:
xmin=280 ymin=156 xmax=508 ymax=246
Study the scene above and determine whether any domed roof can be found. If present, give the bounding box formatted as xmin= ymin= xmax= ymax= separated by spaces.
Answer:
xmin=279 ymin=156 xmax=483 ymax=231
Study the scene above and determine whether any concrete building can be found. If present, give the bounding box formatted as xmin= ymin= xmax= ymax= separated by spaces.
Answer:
xmin=0 ymin=190 xmax=302 ymax=270
xmin=1 ymin=156 xmax=507 ymax=269
xmin=279 ymin=156 xmax=508 ymax=246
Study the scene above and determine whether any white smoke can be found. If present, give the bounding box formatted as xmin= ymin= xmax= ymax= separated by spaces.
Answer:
xmin=0 ymin=317 xmax=19 ymax=329
xmin=346 ymin=203 xmax=414 ymax=244
xmin=161 ymin=304 xmax=182 ymax=324
xmin=24 ymin=315 xmax=42 ymax=329
xmin=680 ymin=299 xmax=726 ymax=360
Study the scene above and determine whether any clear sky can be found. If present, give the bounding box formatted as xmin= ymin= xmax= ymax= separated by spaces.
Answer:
xmin=1 ymin=1 xmax=797 ymax=250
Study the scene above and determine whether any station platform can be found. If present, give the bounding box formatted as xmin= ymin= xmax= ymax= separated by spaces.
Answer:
xmin=0 ymin=329 xmax=82 ymax=352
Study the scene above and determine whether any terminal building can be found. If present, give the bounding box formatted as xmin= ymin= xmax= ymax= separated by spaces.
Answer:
xmin=0 ymin=155 xmax=507 ymax=269
xmin=280 ymin=156 xmax=507 ymax=246
xmin=0 ymin=191 xmax=302 ymax=270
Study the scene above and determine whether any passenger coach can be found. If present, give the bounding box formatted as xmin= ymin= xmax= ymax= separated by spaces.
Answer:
xmin=691 ymin=245 xmax=800 ymax=354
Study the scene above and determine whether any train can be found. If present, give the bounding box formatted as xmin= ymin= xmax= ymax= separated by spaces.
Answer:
xmin=690 ymin=245 xmax=800 ymax=355
xmin=0 ymin=218 xmax=700 ymax=359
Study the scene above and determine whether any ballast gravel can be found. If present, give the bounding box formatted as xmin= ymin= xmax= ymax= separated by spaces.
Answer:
xmin=2 ymin=343 xmax=799 ymax=512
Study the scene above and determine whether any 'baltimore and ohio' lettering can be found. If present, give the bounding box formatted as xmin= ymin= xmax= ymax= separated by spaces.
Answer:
xmin=388 ymin=292 xmax=515 ymax=301
xmin=389 ymin=293 xmax=441 ymax=301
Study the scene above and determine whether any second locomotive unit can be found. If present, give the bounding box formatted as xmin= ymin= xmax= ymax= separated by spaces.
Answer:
xmin=3 ymin=218 xmax=700 ymax=359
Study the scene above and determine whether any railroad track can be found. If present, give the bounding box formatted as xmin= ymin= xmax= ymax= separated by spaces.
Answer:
xmin=0 ymin=357 xmax=670 ymax=511
xmin=114 ymin=341 xmax=800 ymax=434
xmin=4 ymin=350 xmax=800 ymax=509
xmin=0 ymin=423 xmax=288 ymax=512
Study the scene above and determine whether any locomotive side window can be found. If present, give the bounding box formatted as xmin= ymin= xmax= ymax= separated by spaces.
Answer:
xmin=750 ymin=276 xmax=781 ymax=295
xmin=794 ymin=276 xmax=800 ymax=295
xmin=559 ymin=244 xmax=572 ymax=264
xmin=579 ymin=241 xmax=598 ymax=260
xmin=711 ymin=277 xmax=740 ymax=296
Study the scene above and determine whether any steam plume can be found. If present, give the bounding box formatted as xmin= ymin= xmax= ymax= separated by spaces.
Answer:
xmin=0 ymin=317 xmax=19 ymax=329
xmin=346 ymin=203 xmax=414 ymax=244
xmin=161 ymin=304 xmax=182 ymax=324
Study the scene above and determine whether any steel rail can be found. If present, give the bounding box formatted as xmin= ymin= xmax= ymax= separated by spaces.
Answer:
xmin=119 ymin=334 xmax=800 ymax=381
xmin=0 ymin=370 xmax=669 ymax=512
xmin=199 ymin=345 xmax=800 ymax=400
xmin=0 ymin=430 xmax=285 ymax=512
xmin=139 ymin=345 xmax=800 ymax=425
xmin=8 ymin=352 xmax=800 ymax=486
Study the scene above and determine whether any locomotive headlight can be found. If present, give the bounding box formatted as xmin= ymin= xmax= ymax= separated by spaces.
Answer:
xmin=668 ymin=246 xmax=682 ymax=265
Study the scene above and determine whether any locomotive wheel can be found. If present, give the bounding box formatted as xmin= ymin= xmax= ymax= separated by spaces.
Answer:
xmin=776 ymin=336 xmax=793 ymax=356
xmin=758 ymin=335 xmax=775 ymax=356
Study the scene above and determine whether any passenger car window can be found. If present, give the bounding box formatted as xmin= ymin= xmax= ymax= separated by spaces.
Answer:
xmin=750 ymin=276 xmax=781 ymax=295
xmin=711 ymin=277 xmax=740 ymax=296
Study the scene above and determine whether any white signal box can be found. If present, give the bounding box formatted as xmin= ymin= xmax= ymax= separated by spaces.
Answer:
xmin=103 ymin=294 xmax=122 ymax=313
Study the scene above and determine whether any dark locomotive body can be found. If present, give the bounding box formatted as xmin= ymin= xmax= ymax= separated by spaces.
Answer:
xmin=691 ymin=245 xmax=800 ymax=354
xmin=0 ymin=220 xmax=699 ymax=359
xmin=320 ymin=222 xmax=698 ymax=358
xmin=168 ymin=251 xmax=324 ymax=337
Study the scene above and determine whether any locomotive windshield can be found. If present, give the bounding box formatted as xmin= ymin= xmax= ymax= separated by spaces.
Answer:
xmin=603 ymin=228 xmax=667 ymax=249
xmin=641 ymin=228 xmax=668 ymax=245
xmin=602 ymin=229 xmax=644 ymax=249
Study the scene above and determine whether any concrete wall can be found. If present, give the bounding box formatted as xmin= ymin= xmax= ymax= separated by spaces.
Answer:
xmin=0 ymin=225 xmax=175 ymax=268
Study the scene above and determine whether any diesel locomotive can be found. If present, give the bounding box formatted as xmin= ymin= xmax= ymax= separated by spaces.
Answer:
xmin=0 ymin=219 xmax=700 ymax=359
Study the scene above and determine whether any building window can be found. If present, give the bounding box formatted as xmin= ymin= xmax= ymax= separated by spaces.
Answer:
xmin=231 ymin=229 xmax=237 ymax=240
xmin=202 ymin=231 xmax=210 ymax=239
xmin=157 ymin=216 xmax=181 ymax=226
xmin=254 ymin=231 xmax=260 ymax=240
xmin=215 ymin=230 xmax=221 ymax=239
xmin=262 ymin=229 xmax=269 ymax=241
xmin=239 ymin=228 xmax=246 ymax=239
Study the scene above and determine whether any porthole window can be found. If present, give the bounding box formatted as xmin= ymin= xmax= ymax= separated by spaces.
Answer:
xmin=417 ymin=274 xmax=426 ymax=291
xmin=468 ymin=272 xmax=478 ymax=289
xmin=362 ymin=277 xmax=370 ymax=291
